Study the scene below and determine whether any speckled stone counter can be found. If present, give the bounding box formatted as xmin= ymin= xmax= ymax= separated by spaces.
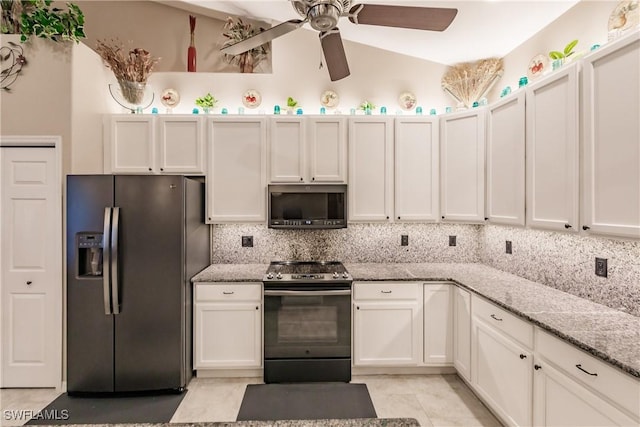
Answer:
xmin=191 ymin=262 xmax=640 ymax=378
xmin=192 ymin=264 xmax=268 ymax=282
xmin=346 ymin=262 xmax=640 ymax=378
xmin=36 ymin=420 xmax=420 ymax=427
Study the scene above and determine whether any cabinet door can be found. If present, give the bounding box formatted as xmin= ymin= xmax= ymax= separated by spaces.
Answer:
xmin=194 ymin=302 xmax=262 ymax=368
xmin=534 ymin=360 xmax=637 ymax=427
xmin=157 ymin=116 xmax=205 ymax=174
xmin=423 ymin=284 xmax=452 ymax=365
xmin=108 ymin=115 xmax=155 ymax=173
xmin=353 ymin=300 xmax=421 ymax=366
xmin=472 ymin=318 xmax=533 ymax=427
xmin=453 ymin=286 xmax=471 ymax=382
xmin=307 ymin=116 xmax=347 ymax=183
xmin=395 ymin=117 xmax=439 ymax=221
xmin=582 ymin=32 xmax=640 ymax=239
xmin=440 ymin=109 xmax=485 ymax=222
xmin=207 ymin=117 xmax=267 ymax=223
xmin=348 ymin=117 xmax=394 ymax=221
xmin=269 ymin=117 xmax=305 ymax=182
xmin=486 ymin=92 xmax=525 ymax=226
xmin=526 ymin=64 xmax=579 ymax=232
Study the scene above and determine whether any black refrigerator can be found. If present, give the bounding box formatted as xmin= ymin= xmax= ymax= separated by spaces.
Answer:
xmin=66 ymin=175 xmax=209 ymax=394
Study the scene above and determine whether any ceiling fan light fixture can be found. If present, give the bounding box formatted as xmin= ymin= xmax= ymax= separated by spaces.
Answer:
xmin=308 ymin=3 xmax=341 ymax=31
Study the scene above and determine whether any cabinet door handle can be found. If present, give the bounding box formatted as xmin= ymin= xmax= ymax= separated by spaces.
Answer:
xmin=564 ymin=224 xmax=572 ymax=229
xmin=576 ymin=364 xmax=598 ymax=376
xmin=26 ymin=281 xmax=32 ymax=285
xmin=311 ymin=177 xmax=315 ymax=181
xmin=442 ymin=216 xmax=445 ymax=219
xmin=519 ymin=354 xmax=527 ymax=359
xmin=160 ymin=167 xmax=164 ymax=171
xmin=222 ymin=291 xmax=235 ymax=295
xmin=356 ymin=306 xmax=360 ymax=310
xmin=386 ymin=216 xmax=389 ymax=220
xmin=534 ymin=364 xmax=542 ymax=370
xmin=148 ymin=167 xmax=152 ymax=171
xmin=490 ymin=314 xmax=503 ymax=321
xmin=397 ymin=216 xmax=401 ymax=220
xmin=300 ymin=177 xmax=303 ymax=181
xmin=256 ymin=306 xmax=259 ymax=310
xmin=582 ymin=225 xmax=590 ymax=230
xmin=381 ymin=290 xmax=392 ymax=294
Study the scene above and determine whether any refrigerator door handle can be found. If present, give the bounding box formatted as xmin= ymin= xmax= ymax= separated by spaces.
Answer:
xmin=102 ymin=207 xmax=112 ymax=315
xmin=111 ymin=207 xmax=121 ymax=314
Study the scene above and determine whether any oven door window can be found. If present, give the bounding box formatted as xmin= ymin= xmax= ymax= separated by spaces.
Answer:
xmin=264 ymin=293 xmax=350 ymax=359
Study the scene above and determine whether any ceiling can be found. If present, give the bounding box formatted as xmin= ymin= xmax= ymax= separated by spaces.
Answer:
xmin=166 ymin=0 xmax=580 ymax=65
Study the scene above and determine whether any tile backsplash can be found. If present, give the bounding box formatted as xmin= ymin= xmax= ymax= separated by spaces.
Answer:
xmin=209 ymin=223 xmax=640 ymax=316
xmin=479 ymin=225 xmax=640 ymax=316
xmin=210 ymin=223 xmax=480 ymax=264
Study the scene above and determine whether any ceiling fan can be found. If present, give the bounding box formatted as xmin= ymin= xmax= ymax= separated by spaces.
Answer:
xmin=220 ymin=0 xmax=458 ymax=81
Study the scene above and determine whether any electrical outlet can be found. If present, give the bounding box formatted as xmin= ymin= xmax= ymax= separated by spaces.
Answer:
xmin=506 ymin=241 xmax=513 ymax=254
xmin=449 ymin=235 xmax=457 ymax=246
xmin=241 ymin=236 xmax=253 ymax=248
xmin=595 ymin=257 xmax=608 ymax=278
xmin=401 ymin=235 xmax=409 ymax=246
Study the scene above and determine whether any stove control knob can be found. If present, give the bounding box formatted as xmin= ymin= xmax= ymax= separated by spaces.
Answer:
xmin=276 ymin=272 xmax=283 ymax=280
xmin=332 ymin=272 xmax=339 ymax=279
xmin=342 ymin=272 xmax=349 ymax=279
xmin=266 ymin=272 xmax=274 ymax=280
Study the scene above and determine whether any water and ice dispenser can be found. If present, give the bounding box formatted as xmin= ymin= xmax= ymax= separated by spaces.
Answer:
xmin=76 ymin=233 xmax=103 ymax=277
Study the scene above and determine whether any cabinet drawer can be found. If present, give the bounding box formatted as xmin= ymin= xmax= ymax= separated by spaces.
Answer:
xmin=354 ymin=282 xmax=420 ymax=300
xmin=195 ymin=283 xmax=261 ymax=302
xmin=472 ymin=295 xmax=533 ymax=348
xmin=536 ymin=328 xmax=640 ymax=419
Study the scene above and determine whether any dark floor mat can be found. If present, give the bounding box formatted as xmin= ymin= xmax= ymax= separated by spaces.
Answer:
xmin=236 ymin=383 xmax=377 ymax=421
xmin=26 ymin=392 xmax=185 ymax=425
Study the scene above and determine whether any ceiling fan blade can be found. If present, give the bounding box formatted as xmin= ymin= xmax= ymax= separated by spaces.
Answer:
xmin=221 ymin=19 xmax=305 ymax=55
xmin=349 ymin=4 xmax=458 ymax=31
xmin=320 ymin=28 xmax=350 ymax=82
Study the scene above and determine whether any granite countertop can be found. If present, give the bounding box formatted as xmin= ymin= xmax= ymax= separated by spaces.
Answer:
xmin=37 ymin=420 xmax=419 ymax=427
xmin=191 ymin=262 xmax=640 ymax=378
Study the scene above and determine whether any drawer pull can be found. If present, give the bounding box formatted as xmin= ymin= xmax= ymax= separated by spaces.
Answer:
xmin=381 ymin=290 xmax=392 ymax=294
xmin=519 ymin=354 xmax=527 ymax=359
xmin=490 ymin=314 xmax=503 ymax=321
xmin=534 ymin=364 xmax=542 ymax=370
xmin=576 ymin=364 xmax=598 ymax=377
xmin=222 ymin=291 xmax=235 ymax=295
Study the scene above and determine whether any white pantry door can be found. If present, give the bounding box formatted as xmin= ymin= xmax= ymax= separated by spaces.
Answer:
xmin=0 ymin=145 xmax=61 ymax=388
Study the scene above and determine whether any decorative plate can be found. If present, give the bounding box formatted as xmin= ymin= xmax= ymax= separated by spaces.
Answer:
xmin=527 ymin=54 xmax=548 ymax=80
xmin=242 ymin=89 xmax=261 ymax=108
xmin=398 ymin=92 xmax=417 ymax=110
xmin=320 ymin=90 xmax=339 ymax=108
xmin=160 ymin=88 xmax=180 ymax=108
xmin=608 ymin=0 xmax=639 ymax=33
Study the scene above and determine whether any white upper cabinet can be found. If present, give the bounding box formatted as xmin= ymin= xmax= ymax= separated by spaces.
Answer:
xmin=486 ymin=92 xmax=525 ymax=226
xmin=105 ymin=115 xmax=205 ymax=175
xmin=348 ymin=117 xmax=394 ymax=222
xmin=106 ymin=115 xmax=155 ymax=173
xmin=395 ymin=117 xmax=439 ymax=222
xmin=582 ymin=31 xmax=640 ymax=239
xmin=525 ymin=63 xmax=579 ymax=232
xmin=157 ymin=116 xmax=205 ymax=174
xmin=269 ymin=116 xmax=306 ymax=182
xmin=268 ymin=116 xmax=347 ymax=183
xmin=207 ymin=117 xmax=267 ymax=223
xmin=440 ymin=109 xmax=486 ymax=223
xmin=307 ymin=116 xmax=347 ymax=183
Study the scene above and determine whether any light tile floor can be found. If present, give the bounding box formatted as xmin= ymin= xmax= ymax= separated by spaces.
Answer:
xmin=1 ymin=374 xmax=502 ymax=427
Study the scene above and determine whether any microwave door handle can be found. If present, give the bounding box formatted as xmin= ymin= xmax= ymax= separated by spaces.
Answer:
xmin=264 ymin=290 xmax=351 ymax=297
xmin=102 ymin=207 xmax=112 ymax=315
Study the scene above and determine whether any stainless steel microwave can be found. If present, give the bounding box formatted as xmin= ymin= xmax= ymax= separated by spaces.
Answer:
xmin=268 ymin=184 xmax=347 ymax=229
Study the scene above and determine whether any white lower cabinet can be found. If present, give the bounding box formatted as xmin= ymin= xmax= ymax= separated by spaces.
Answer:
xmin=423 ymin=283 xmax=452 ymax=365
xmin=194 ymin=283 xmax=262 ymax=369
xmin=534 ymin=328 xmax=639 ymax=426
xmin=453 ymin=286 xmax=472 ymax=382
xmin=472 ymin=295 xmax=534 ymax=427
xmin=353 ymin=282 xmax=422 ymax=366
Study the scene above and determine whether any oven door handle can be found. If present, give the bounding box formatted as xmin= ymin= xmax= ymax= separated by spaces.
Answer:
xmin=264 ymin=290 xmax=351 ymax=297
